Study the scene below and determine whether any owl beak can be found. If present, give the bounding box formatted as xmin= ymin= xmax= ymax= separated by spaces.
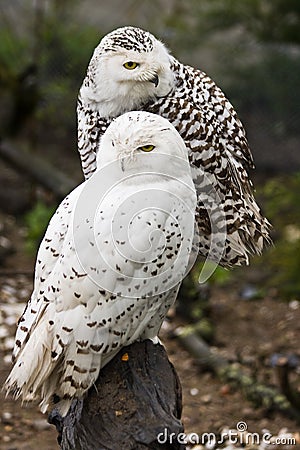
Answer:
xmin=149 ymin=74 xmax=159 ymax=87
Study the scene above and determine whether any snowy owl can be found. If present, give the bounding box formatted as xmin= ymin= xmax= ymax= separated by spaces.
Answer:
xmin=77 ymin=26 xmax=271 ymax=268
xmin=4 ymin=111 xmax=197 ymax=416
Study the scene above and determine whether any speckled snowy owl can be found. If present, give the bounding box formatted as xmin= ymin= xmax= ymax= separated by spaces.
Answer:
xmin=5 ymin=111 xmax=196 ymax=416
xmin=78 ymin=26 xmax=271 ymax=267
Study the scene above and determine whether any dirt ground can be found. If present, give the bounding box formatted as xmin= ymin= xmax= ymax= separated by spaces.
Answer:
xmin=0 ymin=213 xmax=300 ymax=450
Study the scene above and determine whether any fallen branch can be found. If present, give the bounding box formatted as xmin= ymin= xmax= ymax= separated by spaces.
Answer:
xmin=175 ymin=325 xmax=300 ymax=421
xmin=0 ymin=140 xmax=77 ymax=199
xmin=273 ymin=354 xmax=300 ymax=411
xmin=174 ymin=325 xmax=227 ymax=371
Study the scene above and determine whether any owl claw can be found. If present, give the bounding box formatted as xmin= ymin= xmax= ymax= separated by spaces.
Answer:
xmin=149 ymin=336 xmax=161 ymax=345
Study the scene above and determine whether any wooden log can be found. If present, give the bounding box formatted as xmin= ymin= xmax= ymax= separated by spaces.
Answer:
xmin=0 ymin=140 xmax=77 ymax=199
xmin=273 ymin=354 xmax=300 ymax=411
xmin=49 ymin=340 xmax=185 ymax=450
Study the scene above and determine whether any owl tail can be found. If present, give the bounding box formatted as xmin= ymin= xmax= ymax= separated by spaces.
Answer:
xmin=4 ymin=318 xmax=58 ymax=404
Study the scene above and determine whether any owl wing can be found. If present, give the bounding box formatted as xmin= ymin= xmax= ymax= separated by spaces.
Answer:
xmin=145 ymin=61 xmax=271 ymax=266
xmin=171 ymin=59 xmax=254 ymax=169
xmin=77 ymin=95 xmax=109 ymax=179
xmin=12 ymin=185 xmax=84 ymax=360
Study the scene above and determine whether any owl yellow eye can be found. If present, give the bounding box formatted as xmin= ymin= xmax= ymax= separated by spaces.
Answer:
xmin=123 ymin=61 xmax=139 ymax=70
xmin=138 ymin=145 xmax=155 ymax=152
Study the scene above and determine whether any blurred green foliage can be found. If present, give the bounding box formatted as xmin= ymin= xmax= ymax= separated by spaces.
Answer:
xmin=194 ymin=0 xmax=300 ymax=45
xmin=0 ymin=0 xmax=299 ymax=144
xmin=219 ymin=47 xmax=300 ymax=136
xmin=37 ymin=17 xmax=100 ymax=135
xmin=0 ymin=1 xmax=100 ymax=141
xmin=24 ymin=201 xmax=56 ymax=254
xmin=257 ymin=173 xmax=300 ymax=298
xmin=1 ymin=1 xmax=297 ymax=138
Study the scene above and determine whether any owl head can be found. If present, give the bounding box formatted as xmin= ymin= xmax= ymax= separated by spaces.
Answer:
xmin=80 ymin=27 xmax=175 ymax=118
xmin=96 ymin=111 xmax=189 ymax=175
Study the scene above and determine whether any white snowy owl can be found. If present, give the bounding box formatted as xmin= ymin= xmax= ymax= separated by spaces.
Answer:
xmin=4 ymin=111 xmax=196 ymax=416
xmin=77 ymin=26 xmax=271 ymax=268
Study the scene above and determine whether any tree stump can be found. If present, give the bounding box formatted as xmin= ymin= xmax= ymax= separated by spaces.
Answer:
xmin=49 ymin=340 xmax=185 ymax=450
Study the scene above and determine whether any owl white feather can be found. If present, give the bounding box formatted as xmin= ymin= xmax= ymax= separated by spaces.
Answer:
xmin=77 ymin=26 xmax=271 ymax=268
xmin=4 ymin=111 xmax=196 ymax=416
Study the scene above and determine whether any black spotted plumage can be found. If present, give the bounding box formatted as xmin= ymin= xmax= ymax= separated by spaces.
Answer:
xmin=4 ymin=111 xmax=196 ymax=417
xmin=77 ymin=26 xmax=271 ymax=267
